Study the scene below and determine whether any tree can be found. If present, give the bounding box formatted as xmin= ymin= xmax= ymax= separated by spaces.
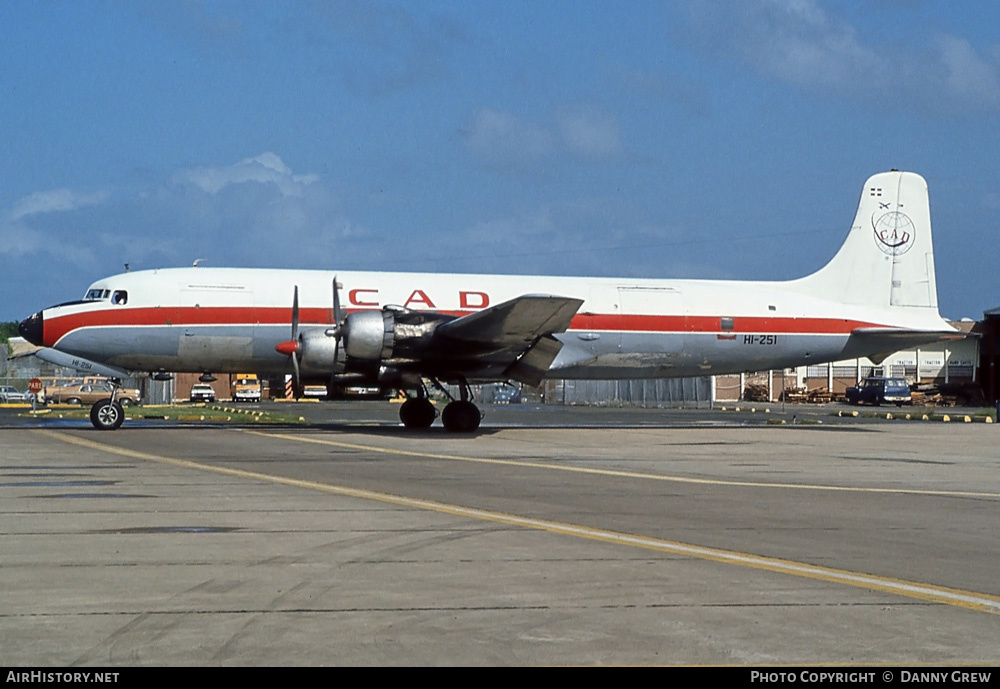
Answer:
xmin=1 ymin=321 xmax=18 ymax=356
xmin=0 ymin=322 xmax=18 ymax=343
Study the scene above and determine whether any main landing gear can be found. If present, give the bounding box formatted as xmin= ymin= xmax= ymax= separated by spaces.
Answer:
xmin=398 ymin=378 xmax=482 ymax=433
xmin=90 ymin=379 xmax=126 ymax=431
xmin=399 ymin=390 xmax=436 ymax=429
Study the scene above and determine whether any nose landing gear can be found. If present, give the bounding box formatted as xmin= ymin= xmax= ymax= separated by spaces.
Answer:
xmin=90 ymin=379 xmax=126 ymax=430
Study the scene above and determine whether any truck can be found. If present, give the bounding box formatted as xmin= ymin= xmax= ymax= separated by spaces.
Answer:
xmin=231 ymin=374 xmax=262 ymax=403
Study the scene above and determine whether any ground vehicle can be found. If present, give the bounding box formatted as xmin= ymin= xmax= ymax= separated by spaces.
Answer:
xmin=492 ymin=383 xmax=521 ymax=404
xmin=232 ymin=374 xmax=261 ymax=402
xmin=302 ymin=385 xmax=327 ymax=399
xmin=845 ymin=377 xmax=912 ymax=406
xmin=0 ymin=385 xmax=27 ymax=402
xmin=189 ymin=384 xmax=216 ymax=402
xmin=46 ymin=381 xmax=139 ymax=405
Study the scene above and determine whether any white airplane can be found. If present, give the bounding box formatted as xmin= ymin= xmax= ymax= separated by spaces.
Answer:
xmin=19 ymin=170 xmax=960 ymax=431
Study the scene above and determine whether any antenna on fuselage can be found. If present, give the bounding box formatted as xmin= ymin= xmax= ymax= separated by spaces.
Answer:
xmin=193 ymin=258 xmax=205 ymax=267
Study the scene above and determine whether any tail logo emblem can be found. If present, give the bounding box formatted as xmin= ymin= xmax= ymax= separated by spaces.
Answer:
xmin=872 ymin=211 xmax=915 ymax=256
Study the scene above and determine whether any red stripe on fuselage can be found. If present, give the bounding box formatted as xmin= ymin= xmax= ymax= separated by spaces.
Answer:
xmin=42 ymin=305 xmax=883 ymax=347
xmin=583 ymin=314 xmax=879 ymax=334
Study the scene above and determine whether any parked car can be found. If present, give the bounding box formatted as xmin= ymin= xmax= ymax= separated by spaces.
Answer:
xmin=0 ymin=385 xmax=27 ymax=402
xmin=189 ymin=384 xmax=216 ymax=403
xmin=492 ymin=383 xmax=521 ymax=404
xmin=46 ymin=382 xmax=140 ymax=406
xmin=845 ymin=377 xmax=911 ymax=407
xmin=302 ymin=385 xmax=328 ymax=399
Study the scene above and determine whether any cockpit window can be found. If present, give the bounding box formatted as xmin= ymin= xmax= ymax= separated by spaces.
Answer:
xmin=83 ymin=288 xmax=122 ymax=304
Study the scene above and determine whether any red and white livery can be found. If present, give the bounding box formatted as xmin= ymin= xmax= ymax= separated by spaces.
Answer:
xmin=19 ymin=171 xmax=959 ymax=431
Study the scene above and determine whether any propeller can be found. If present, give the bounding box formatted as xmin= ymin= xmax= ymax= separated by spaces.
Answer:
xmin=274 ymin=279 xmax=346 ymax=396
xmin=275 ymin=285 xmax=302 ymax=395
xmin=329 ymin=276 xmax=345 ymax=370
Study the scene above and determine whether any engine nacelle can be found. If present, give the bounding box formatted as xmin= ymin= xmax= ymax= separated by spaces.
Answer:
xmin=343 ymin=310 xmax=395 ymax=361
xmin=298 ymin=329 xmax=342 ymax=371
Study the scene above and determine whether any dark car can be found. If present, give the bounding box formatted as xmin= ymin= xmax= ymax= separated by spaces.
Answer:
xmin=492 ymin=383 xmax=521 ymax=404
xmin=845 ymin=377 xmax=911 ymax=407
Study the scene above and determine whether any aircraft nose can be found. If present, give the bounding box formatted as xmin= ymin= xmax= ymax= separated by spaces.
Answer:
xmin=18 ymin=311 xmax=44 ymax=347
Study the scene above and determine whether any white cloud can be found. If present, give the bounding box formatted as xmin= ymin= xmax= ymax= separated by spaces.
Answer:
xmin=10 ymin=188 xmax=109 ymax=221
xmin=555 ymin=108 xmax=624 ymax=161
xmin=680 ymin=0 xmax=1000 ymax=115
xmin=936 ymin=35 xmax=1000 ymax=111
xmin=462 ymin=106 xmax=624 ymax=169
xmin=461 ymin=108 xmax=555 ymax=166
xmin=0 ymin=153 xmax=363 ymax=279
xmin=180 ymin=152 xmax=320 ymax=197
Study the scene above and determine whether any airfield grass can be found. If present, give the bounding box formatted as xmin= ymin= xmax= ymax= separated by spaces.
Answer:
xmin=21 ymin=402 xmax=306 ymax=425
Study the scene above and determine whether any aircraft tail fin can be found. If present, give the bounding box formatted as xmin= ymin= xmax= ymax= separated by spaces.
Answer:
xmin=793 ymin=171 xmax=940 ymax=313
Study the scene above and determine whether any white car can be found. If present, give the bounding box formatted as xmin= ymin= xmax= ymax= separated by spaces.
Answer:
xmin=302 ymin=385 xmax=328 ymax=399
xmin=189 ymin=384 xmax=216 ymax=403
xmin=0 ymin=385 xmax=27 ymax=402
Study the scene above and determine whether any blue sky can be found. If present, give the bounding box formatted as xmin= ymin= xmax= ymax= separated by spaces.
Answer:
xmin=2 ymin=0 xmax=998 ymax=321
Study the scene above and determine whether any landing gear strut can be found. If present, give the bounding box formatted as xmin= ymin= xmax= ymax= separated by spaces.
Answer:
xmin=90 ymin=379 xmax=125 ymax=430
xmin=398 ymin=378 xmax=483 ymax=432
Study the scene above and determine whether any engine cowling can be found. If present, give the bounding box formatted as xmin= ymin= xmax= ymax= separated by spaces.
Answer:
xmin=298 ymin=329 xmax=342 ymax=371
xmin=342 ymin=310 xmax=395 ymax=361
xmin=293 ymin=308 xmax=448 ymax=374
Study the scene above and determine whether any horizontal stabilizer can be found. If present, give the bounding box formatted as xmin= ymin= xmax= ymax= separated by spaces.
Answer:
xmin=438 ymin=294 xmax=583 ymax=345
xmin=842 ymin=327 xmax=967 ymax=365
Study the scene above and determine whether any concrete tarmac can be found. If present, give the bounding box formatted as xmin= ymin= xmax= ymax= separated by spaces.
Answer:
xmin=2 ymin=403 xmax=999 ymax=666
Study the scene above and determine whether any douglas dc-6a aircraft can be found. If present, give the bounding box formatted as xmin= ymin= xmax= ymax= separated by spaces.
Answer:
xmin=19 ymin=170 xmax=959 ymax=432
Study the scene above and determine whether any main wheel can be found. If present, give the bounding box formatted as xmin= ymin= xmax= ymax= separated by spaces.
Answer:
xmin=90 ymin=398 xmax=125 ymax=430
xmin=441 ymin=400 xmax=481 ymax=433
xmin=399 ymin=398 xmax=435 ymax=429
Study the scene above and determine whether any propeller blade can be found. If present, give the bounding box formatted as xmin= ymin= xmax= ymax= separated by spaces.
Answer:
xmin=280 ymin=285 xmax=301 ymax=395
xmin=290 ymin=348 xmax=300 ymax=393
xmin=331 ymin=276 xmax=345 ymax=374
xmin=333 ymin=276 xmax=344 ymax=327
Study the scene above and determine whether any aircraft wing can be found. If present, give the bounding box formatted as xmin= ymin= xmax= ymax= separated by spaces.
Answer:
xmin=432 ymin=294 xmax=584 ymax=386
xmin=843 ymin=327 xmax=969 ymax=364
xmin=437 ymin=294 xmax=583 ymax=346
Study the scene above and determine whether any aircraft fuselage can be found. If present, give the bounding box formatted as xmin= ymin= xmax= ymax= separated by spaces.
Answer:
xmin=24 ymin=266 xmax=927 ymax=381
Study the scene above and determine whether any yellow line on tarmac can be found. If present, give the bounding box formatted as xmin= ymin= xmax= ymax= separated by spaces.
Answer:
xmin=35 ymin=428 xmax=1000 ymax=616
xmin=247 ymin=429 xmax=1000 ymax=500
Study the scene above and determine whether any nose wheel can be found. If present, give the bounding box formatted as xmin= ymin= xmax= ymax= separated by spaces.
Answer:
xmin=90 ymin=398 xmax=125 ymax=430
xmin=89 ymin=378 xmax=127 ymax=430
